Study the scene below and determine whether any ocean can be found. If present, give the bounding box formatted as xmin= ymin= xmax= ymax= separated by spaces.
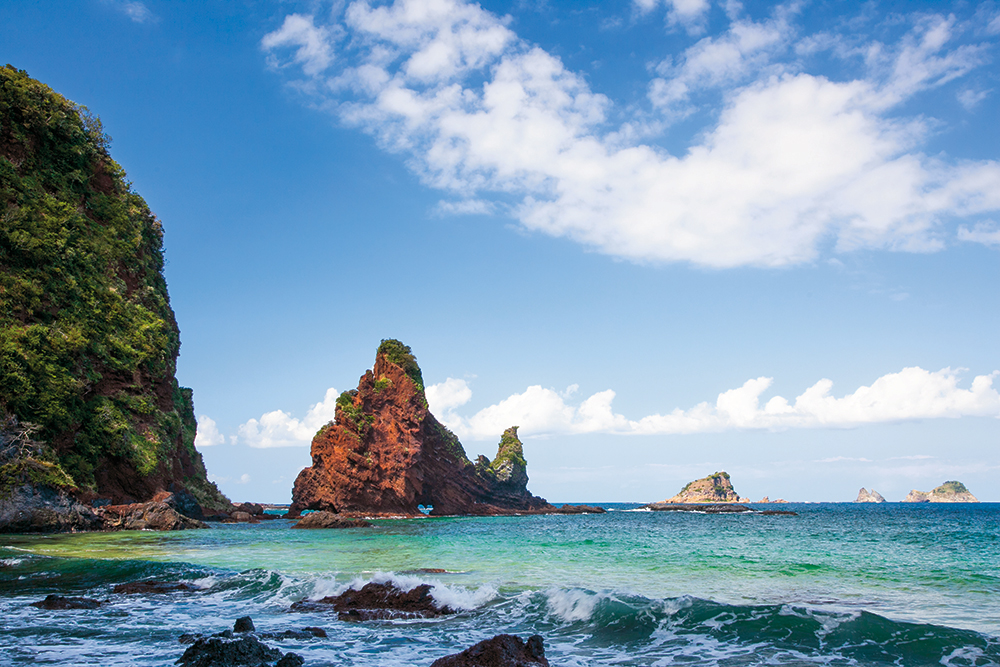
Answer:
xmin=1 ymin=503 xmax=998 ymax=666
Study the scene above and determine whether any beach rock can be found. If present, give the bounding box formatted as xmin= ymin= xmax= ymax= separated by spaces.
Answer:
xmin=904 ymin=481 xmax=978 ymax=503
xmin=0 ymin=482 xmax=107 ymax=533
xmin=856 ymin=488 xmax=886 ymax=503
xmin=288 ymin=340 xmax=553 ymax=518
xmin=114 ymin=581 xmax=196 ymax=594
xmin=100 ymin=501 xmax=208 ymax=530
xmin=176 ymin=633 xmax=298 ymax=667
xmin=431 ymin=634 xmax=549 ymax=667
xmin=235 ymin=503 xmax=264 ymax=516
xmin=291 ymin=511 xmax=372 ymax=529
xmin=289 ymin=581 xmax=454 ymax=620
xmin=645 ymin=502 xmax=753 ymax=514
xmin=229 ymin=511 xmax=254 ymax=523
xmin=30 ymin=594 xmax=103 ymax=610
xmin=660 ymin=472 xmax=742 ymax=503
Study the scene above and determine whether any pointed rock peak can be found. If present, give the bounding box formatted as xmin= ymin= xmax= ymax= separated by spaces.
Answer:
xmin=490 ymin=426 xmax=528 ymax=485
xmin=376 ymin=339 xmax=424 ymax=393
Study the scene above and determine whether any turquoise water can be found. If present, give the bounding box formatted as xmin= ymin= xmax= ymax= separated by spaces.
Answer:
xmin=2 ymin=503 xmax=999 ymax=665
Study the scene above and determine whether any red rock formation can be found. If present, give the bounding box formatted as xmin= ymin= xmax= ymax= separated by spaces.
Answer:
xmin=288 ymin=340 xmax=552 ymax=517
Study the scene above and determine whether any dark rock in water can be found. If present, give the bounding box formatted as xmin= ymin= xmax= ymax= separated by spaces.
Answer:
xmin=300 ymin=627 xmax=327 ymax=639
xmin=260 ymin=627 xmax=328 ymax=641
xmin=288 ymin=341 xmax=553 ymax=518
xmin=228 ymin=511 xmax=254 ymax=523
xmin=548 ymin=504 xmax=606 ymax=514
xmin=291 ymin=511 xmax=372 ymax=529
xmin=645 ymin=503 xmax=753 ymax=514
xmin=114 ymin=580 xmax=196 ymax=594
xmin=759 ymin=510 xmax=798 ymax=516
xmin=100 ymin=501 xmax=208 ymax=530
xmin=235 ymin=502 xmax=264 ymax=516
xmin=30 ymin=594 xmax=103 ymax=610
xmin=234 ymin=616 xmax=255 ymax=633
xmin=431 ymin=634 xmax=549 ymax=667
xmin=176 ymin=633 xmax=300 ymax=667
xmin=289 ymin=581 xmax=453 ymax=621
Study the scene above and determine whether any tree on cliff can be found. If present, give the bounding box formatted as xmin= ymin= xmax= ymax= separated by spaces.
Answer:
xmin=0 ymin=65 xmax=228 ymax=511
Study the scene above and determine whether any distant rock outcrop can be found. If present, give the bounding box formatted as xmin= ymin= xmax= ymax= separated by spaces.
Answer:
xmin=288 ymin=340 xmax=553 ymax=517
xmin=856 ymin=488 xmax=886 ymax=503
xmin=661 ymin=472 xmax=742 ymax=503
xmin=904 ymin=481 xmax=979 ymax=503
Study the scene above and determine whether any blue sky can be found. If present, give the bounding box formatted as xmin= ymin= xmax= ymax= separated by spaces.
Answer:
xmin=3 ymin=0 xmax=998 ymax=503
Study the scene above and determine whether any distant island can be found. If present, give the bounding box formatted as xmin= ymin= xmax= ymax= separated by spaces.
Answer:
xmin=856 ymin=488 xmax=886 ymax=503
xmin=903 ymin=481 xmax=979 ymax=503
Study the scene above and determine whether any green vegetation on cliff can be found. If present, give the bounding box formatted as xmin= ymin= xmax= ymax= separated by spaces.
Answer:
xmin=377 ymin=339 xmax=424 ymax=392
xmin=0 ymin=65 xmax=227 ymax=508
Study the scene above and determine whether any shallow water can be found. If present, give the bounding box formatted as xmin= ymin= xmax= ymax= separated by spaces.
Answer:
xmin=2 ymin=503 xmax=998 ymax=665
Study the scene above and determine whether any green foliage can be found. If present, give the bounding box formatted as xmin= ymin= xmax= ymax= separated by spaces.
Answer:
xmin=934 ymin=481 xmax=969 ymax=495
xmin=0 ymin=65 xmax=227 ymax=506
xmin=377 ymin=339 xmax=425 ymax=392
xmin=373 ymin=376 xmax=393 ymax=393
xmin=491 ymin=425 xmax=527 ymax=471
xmin=335 ymin=389 xmax=374 ymax=436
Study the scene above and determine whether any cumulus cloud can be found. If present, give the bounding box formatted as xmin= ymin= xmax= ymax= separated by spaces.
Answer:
xmin=194 ymin=415 xmax=226 ymax=448
xmin=427 ymin=367 xmax=1000 ymax=440
xmin=634 ymin=0 xmax=711 ymax=34
xmin=103 ymin=0 xmax=155 ymax=24
xmin=957 ymin=221 xmax=1000 ymax=247
xmin=235 ymin=388 xmax=339 ymax=448
xmin=261 ymin=0 xmax=1000 ymax=268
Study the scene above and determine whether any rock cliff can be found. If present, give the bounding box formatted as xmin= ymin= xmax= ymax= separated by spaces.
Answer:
xmin=0 ymin=66 xmax=229 ymax=529
xmin=904 ymin=481 xmax=979 ymax=503
xmin=288 ymin=340 xmax=552 ymax=517
xmin=856 ymin=488 xmax=885 ymax=503
xmin=660 ymin=472 xmax=745 ymax=503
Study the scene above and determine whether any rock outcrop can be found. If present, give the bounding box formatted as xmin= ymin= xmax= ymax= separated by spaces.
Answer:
xmin=291 ymin=511 xmax=371 ymax=529
xmin=856 ymin=488 xmax=886 ymax=503
xmin=431 ymin=634 xmax=549 ymax=667
xmin=290 ymin=581 xmax=454 ymax=621
xmin=904 ymin=481 xmax=979 ymax=503
xmin=660 ymin=472 xmax=743 ymax=503
xmin=288 ymin=340 xmax=552 ymax=517
xmin=0 ymin=66 xmax=230 ymax=530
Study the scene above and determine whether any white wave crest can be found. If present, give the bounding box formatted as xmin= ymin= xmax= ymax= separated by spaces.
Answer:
xmin=306 ymin=571 xmax=496 ymax=611
xmin=546 ymin=588 xmax=600 ymax=622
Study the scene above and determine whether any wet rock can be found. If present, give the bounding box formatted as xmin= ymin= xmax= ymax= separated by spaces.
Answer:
xmin=176 ymin=633 xmax=301 ymax=667
xmin=547 ymin=504 xmax=605 ymax=514
xmin=431 ymin=634 xmax=549 ymax=667
xmin=759 ymin=510 xmax=798 ymax=516
xmin=260 ymin=628 xmax=327 ymax=641
xmin=114 ymin=580 xmax=196 ymax=594
xmin=291 ymin=511 xmax=372 ymax=529
xmin=289 ymin=581 xmax=453 ymax=620
xmin=235 ymin=503 xmax=264 ymax=516
xmin=100 ymin=501 xmax=208 ymax=530
xmin=30 ymin=594 xmax=103 ymax=610
xmin=234 ymin=616 xmax=256 ymax=633
xmin=0 ymin=484 xmax=107 ymax=533
xmin=229 ymin=511 xmax=253 ymax=523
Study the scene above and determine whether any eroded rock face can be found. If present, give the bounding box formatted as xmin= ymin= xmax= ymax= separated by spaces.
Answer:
xmin=99 ymin=501 xmax=208 ymax=530
xmin=661 ymin=472 xmax=742 ymax=503
xmin=856 ymin=488 xmax=886 ymax=503
xmin=291 ymin=511 xmax=371 ymax=529
xmin=289 ymin=340 xmax=551 ymax=517
xmin=904 ymin=481 xmax=979 ymax=503
xmin=431 ymin=634 xmax=549 ymax=667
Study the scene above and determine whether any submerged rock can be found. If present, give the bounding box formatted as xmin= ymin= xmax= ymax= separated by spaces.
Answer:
xmin=546 ymin=504 xmax=606 ymax=514
xmin=290 ymin=511 xmax=372 ymax=529
xmin=660 ymin=472 xmax=742 ymax=503
xmin=856 ymin=488 xmax=886 ymax=503
xmin=114 ymin=580 xmax=196 ymax=594
xmin=288 ymin=341 xmax=553 ymax=518
xmin=289 ymin=581 xmax=453 ymax=621
xmin=30 ymin=594 xmax=103 ymax=610
xmin=645 ymin=503 xmax=753 ymax=514
xmin=904 ymin=481 xmax=979 ymax=503
xmin=431 ymin=634 xmax=549 ymax=667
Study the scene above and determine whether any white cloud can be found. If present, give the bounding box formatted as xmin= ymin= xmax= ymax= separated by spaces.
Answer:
xmin=425 ymin=377 xmax=472 ymax=413
xmin=235 ymin=388 xmax=339 ymax=448
xmin=634 ymin=0 xmax=712 ymax=35
xmin=430 ymin=367 xmax=1000 ymax=440
xmin=103 ymin=0 xmax=154 ymax=24
xmin=958 ymin=87 xmax=991 ymax=110
xmin=262 ymin=0 xmax=1000 ymax=268
xmin=262 ymin=14 xmax=336 ymax=76
xmin=957 ymin=221 xmax=1000 ymax=247
xmin=194 ymin=415 xmax=226 ymax=448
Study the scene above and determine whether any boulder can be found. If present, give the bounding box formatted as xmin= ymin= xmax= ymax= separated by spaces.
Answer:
xmin=176 ymin=634 xmax=297 ymax=667
xmin=235 ymin=503 xmax=264 ymax=516
xmin=100 ymin=501 xmax=208 ymax=530
xmin=30 ymin=594 xmax=103 ymax=610
xmin=431 ymin=634 xmax=549 ymax=667
xmin=291 ymin=511 xmax=372 ymax=529
xmin=289 ymin=581 xmax=453 ymax=620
